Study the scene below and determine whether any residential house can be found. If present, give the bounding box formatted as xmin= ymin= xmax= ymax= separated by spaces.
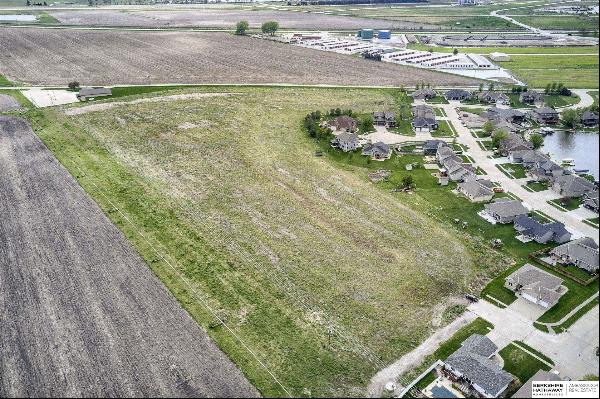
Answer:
xmin=361 ymin=141 xmax=391 ymax=160
xmin=513 ymin=215 xmax=572 ymax=244
xmin=477 ymin=91 xmax=510 ymax=106
xmin=77 ymin=87 xmax=112 ymax=101
xmin=458 ymin=180 xmax=495 ymax=203
xmin=330 ymin=132 xmax=360 ymax=152
xmin=436 ymin=146 xmax=458 ymax=165
xmin=527 ymin=159 xmax=564 ymax=182
xmin=412 ymin=104 xmax=436 ymax=119
xmin=411 ymin=88 xmax=437 ymax=100
xmin=508 ymin=150 xmax=547 ymax=167
xmin=583 ymin=191 xmax=599 ymax=213
xmin=504 ymin=263 xmax=564 ymax=308
xmin=550 ymin=237 xmax=599 ymax=274
xmin=498 ymin=132 xmax=533 ymax=156
xmin=444 ymin=334 xmax=514 ymax=398
xmin=513 ymin=371 xmax=563 ymax=398
xmin=330 ymin=115 xmax=358 ymax=132
xmin=445 ymin=159 xmax=477 ymax=182
xmin=412 ymin=117 xmax=439 ymax=133
xmin=552 ymin=174 xmax=596 ymax=198
xmin=445 ymin=89 xmax=472 ymax=101
xmin=423 ymin=140 xmax=449 ymax=155
xmin=373 ymin=111 xmax=397 ymax=128
xmin=482 ymin=108 xmax=527 ymax=125
xmin=483 ymin=198 xmax=529 ymax=224
xmin=581 ymin=110 xmax=599 ymax=127
xmin=519 ymin=91 xmax=544 ymax=105
xmin=530 ymin=107 xmax=560 ymax=125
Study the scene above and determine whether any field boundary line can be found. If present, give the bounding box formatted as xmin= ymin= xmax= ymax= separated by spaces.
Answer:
xmin=70 ymin=163 xmax=293 ymax=398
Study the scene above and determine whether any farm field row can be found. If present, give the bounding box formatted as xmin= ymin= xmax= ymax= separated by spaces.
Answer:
xmin=27 ymin=86 xmax=506 ymax=397
xmin=0 ymin=28 xmax=476 ymax=87
xmin=512 ymin=15 xmax=600 ymax=31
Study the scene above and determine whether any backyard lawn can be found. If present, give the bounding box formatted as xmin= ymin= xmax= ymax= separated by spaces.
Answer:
xmin=430 ymin=120 xmax=455 ymax=138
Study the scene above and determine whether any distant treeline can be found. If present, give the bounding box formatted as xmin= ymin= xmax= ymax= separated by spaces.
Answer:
xmin=290 ymin=0 xmax=427 ymax=5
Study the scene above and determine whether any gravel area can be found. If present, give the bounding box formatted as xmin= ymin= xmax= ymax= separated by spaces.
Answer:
xmin=49 ymin=9 xmax=438 ymax=30
xmin=0 ymin=94 xmax=20 ymax=112
xmin=0 ymin=29 xmax=477 ymax=87
xmin=0 ymin=115 xmax=260 ymax=398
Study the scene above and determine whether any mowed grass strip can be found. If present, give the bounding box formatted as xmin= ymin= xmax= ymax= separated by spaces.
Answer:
xmin=29 ymin=86 xmax=503 ymax=396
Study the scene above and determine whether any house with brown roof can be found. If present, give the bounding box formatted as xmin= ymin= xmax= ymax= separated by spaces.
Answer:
xmin=330 ymin=115 xmax=358 ymax=132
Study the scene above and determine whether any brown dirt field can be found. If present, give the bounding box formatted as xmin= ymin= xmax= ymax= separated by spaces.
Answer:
xmin=0 ymin=116 xmax=259 ymax=397
xmin=49 ymin=9 xmax=439 ymax=30
xmin=0 ymin=29 xmax=477 ymax=87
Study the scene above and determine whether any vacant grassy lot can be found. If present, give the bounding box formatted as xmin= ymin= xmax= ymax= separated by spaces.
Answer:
xmin=512 ymin=15 xmax=599 ymax=31
xmin=497 ymin=55 xmax=599 ymax=89
xmin=30 ymin=86 xmax=504 ymax=397
xmin=0 ymin=28 xmax=476 ymax=87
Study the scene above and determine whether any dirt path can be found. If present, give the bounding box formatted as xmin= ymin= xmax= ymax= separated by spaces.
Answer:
xmin=64 ymin=92 xmax=240 ymax=115
xmin=366 ymin=310 xmax=477 ymax=398
xmin=0 ymin=116 xmax=259 ymax=397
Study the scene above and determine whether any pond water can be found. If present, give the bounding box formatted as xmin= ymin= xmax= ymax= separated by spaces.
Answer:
xmin=0 ymin=14 xmax=37 ymax=22
xmin=541 ymin=130 xmax=599 ymax=179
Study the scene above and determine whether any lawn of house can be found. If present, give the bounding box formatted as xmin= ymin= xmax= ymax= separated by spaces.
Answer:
xmin=499 ymin=342 xmax=551 ymax=388
xmin=430 ymin=120 xmax=455 ymax=138
xmin=548 ymin=197 xmax=583 ymax=212
xmin=524 ymin=181 xmax=548 ymax=192
xmin=497 ymin=163 xmax=527 ymax=179
xmin=425 ymin=96 xmax=449 ymax=104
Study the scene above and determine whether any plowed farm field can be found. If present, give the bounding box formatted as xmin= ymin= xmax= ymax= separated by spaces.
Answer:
xmin=0 ymin=28 xmax=477 ymax=87
xmin=48 ymin=8 xmax=439 ymax=30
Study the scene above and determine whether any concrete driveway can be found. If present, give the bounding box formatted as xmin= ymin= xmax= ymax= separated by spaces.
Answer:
xmin=468 ymin=300 xmax=599 ymax=379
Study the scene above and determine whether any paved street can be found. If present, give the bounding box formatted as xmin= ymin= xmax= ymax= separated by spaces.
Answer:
xmin=468 ymin=300 xmax=599 ymax=379
xmin=441 ymin=102 xmax=599 ymax=243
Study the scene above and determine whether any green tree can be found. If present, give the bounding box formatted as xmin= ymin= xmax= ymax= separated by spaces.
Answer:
xmin=453 ymin=48 xmax=459 ymax=55
xmin=491 ymin=129 xmax=508 ymax=148
xmin=401 ymin=175 xmax=414 ymax=190
xmin=359 ymin=115 xmax=374 ymax=133
xmin=235 ymin=20 xmax=249 ymax=35
xmin=561 ymin=109 xmax=578 ymax=128
xmin=530 ymin=133 xmax=544 ymax=149
xmin=482 ymin=121 xmax=494 ymax=137
xmin=68 ymin=81 xmax=80 ymax=91
xmin=261 ymin=21 xmax=279 ymax=36
xmin=478 ymin=83 xmax=484 ymax=92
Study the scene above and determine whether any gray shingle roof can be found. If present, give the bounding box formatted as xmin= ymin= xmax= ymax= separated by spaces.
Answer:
xmin=484 ymin=199 xmax=528 ymax=219
xmin=550 ymin=237 xmax=599 ymax=272
xmin=514 ymin=215 xmax=570 ymax=243
xmin=445 ymin=334 xmax=513 ymax=397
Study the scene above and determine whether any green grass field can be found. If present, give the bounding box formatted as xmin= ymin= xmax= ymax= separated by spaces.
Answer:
xmin=497 ymin=55 xmax=599 ymax=89
xmin=512 ymin=15 xmax=599 ymax=31
xmin=407 ymin=43 xmax=599 ymax=55
xmin=0 ymin=74 xmax=13 ymax=87
xmin=27 ymin=86 xmax=509 ymax=397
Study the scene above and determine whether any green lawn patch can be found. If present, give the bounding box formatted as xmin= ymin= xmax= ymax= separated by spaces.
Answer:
xmin=425 ymin=96 xmax=449 ymax=104
xmin=548 ymin=197 xmax=582 ymax=212
xmin=553 ymin=297 xmax=600 ymax=334
xmin=414 ymin=370 xmax=437 ymax=390
xmin=497 ymin=163 xmax=527 ymax=179
xmin=524 ymin=181 xmax=548 ymax=192
xmin=0 ymin=74 xmax=14 ymax=87
xmin=458 ymin=107 xmax=484 ymax=115
xmin=499 ymin=342 xmax=551 ymax=385
xmin=513 ymin=341 xmax=554 ymax=366
xmin=430 ymin=120 xmax=455 ymax=138
xmin=584 ymin=217 xmax=599 ymax=228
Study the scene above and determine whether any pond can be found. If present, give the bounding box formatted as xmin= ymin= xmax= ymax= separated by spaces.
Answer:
xmin=0 ymin=14 xmax=37 ymax=22
xmin=541 ymin=130 xmax=599 ymax=180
